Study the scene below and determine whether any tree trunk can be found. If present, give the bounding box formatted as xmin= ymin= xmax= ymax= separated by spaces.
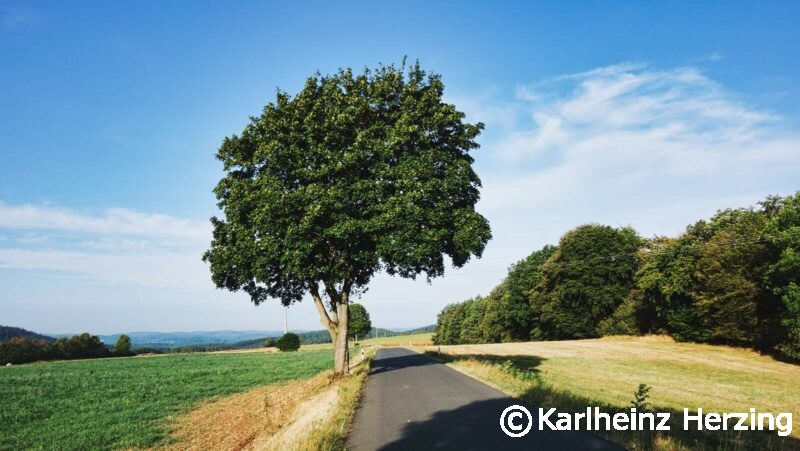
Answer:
xmin=333 ymin=300 xmax=350 ymax=376
xmin=310 ymin=282 xmax=350 ymax=377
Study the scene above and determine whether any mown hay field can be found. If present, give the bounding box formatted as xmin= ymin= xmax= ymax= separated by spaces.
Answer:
xmin=299 ymin=332 xmax=433 ymax=351
xmin=424 ymin=335 xmax=800 ymax=449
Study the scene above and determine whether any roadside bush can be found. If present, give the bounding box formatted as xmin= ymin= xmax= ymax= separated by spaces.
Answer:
xmin=263 ymin=337 xmax=276 ymax=348
xmin=276 ymin=333 xmax=301 ymax=352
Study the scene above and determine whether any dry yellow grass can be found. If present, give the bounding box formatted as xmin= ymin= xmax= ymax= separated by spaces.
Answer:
xmin=300 ymin=332 xmax=433 ymax=351
xmin=166 ymin=372 xmax=332 ymax=450
xmin=164 ymin=349 xmax=374 ymax=451
xmin=422 ymin=335 xmax=800 ymax=449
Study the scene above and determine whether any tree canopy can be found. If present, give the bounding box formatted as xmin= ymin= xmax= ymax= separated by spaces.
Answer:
xmin=113 ymin=335 xmax=133 ymax=356
xmin=433 ymin=192 xmax=800 ymax=361
xmin=204 ymin=61 xmax=491 ymax=374
xmin=348 ymin=304 xmax=372 ymax=340
xmin=535 ymin=224 xmax=643 ymax=339
xmin=276 ymin=333 xmax=301 ymax=352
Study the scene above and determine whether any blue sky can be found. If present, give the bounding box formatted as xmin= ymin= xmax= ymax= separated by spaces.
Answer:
xmin=1 ymin=1 xmax=799 ymax=334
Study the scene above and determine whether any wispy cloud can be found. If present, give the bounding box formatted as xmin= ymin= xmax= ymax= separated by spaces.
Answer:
xmin=1 ymin=63 xmax=798 ymax=308
xmin=0 ymin=203 xmax=209 ymax=241
xmin=0 ymin=247 xmax=208 ymax=289
xmin=441 ymin=63 xmax=800 ymax=278
xmin=0 ymin=204 xmax=211 ymax=289
xmin=476 ymin=63 xmax=799 ymax=213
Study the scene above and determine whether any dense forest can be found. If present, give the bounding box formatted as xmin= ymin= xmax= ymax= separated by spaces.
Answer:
xmin=433 ymin=192 xmax=800 ymax=361
xmin=0 ymin=333 xmax=126 ymax=365
xmin=0 ymin=325 xmax=54 ymax=343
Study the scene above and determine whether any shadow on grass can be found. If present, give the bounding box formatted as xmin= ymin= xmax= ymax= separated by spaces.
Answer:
xmin=427 ymin=352 xmax=800 ymax=451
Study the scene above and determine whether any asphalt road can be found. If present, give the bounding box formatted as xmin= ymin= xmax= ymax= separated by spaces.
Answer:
xmin=346 ymin=347 xmax=621 ymax=451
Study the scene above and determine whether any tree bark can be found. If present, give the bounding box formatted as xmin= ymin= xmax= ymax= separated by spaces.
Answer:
xmin=333 ymin=300 xmax=350 ymax=376
xmin=311 ymin=282 xmax=350 ymax=377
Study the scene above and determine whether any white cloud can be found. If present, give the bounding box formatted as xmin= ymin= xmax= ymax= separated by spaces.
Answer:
xmin=0 ymin=248 xmax=209 ymax=289
xmin=0 ymin=203 xmax=209 ymax=241
xmin=479 ymin=63 xmax=799 ymax=214
xmin=0 ymin=204 xmax=212 ymax=289
xmin=460 ymin=63 xmax=800 ymax=280
xmin=2 ymin=63 xmax=799 ymax=331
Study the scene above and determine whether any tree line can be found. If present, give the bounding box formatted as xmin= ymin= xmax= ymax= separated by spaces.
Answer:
xmin=0 ymin=333 xmax=133 ymax=365
xmin=433 ymin=192 xmax=800 ymax=361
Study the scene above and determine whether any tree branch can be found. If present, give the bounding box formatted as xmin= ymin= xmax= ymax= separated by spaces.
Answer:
xmin=310 ymin=282 xmax=337 ymax=335
xmin=324 ymin=280 xmax=341 ymax=322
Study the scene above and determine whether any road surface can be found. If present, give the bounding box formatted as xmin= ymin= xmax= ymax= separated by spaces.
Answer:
xmin=347 ymin=347 xmax=620 ymax=450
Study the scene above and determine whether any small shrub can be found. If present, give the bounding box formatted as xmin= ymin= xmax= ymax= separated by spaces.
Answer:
xmin=263 ymin=337 xmax=276 ymax=348
xmin=499 ymin=359 xmax=540 ymax=382
xmin=276 ymin=333 xmax=300 ymax=352
xmin=631 ymin=383 xmax=651 ymax=411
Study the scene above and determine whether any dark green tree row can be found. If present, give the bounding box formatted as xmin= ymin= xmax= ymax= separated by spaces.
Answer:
xmin=433 ymin=192 xmax=800 ymax=360
xmin=0 ymin=333 xmax=134 ymax=364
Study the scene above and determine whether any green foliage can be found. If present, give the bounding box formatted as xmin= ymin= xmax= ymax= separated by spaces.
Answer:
xmin=536 ymin=225 xmax=644 ymax=339
xmin=479 ymin=283 xmax=507 ymax=342
xmin=263 ymin=337 xmax=276 ymax=347
xmin=481 ymin=246 xmax=556 ymax=342
xmin=202 ymin=60 xmax=490 ymax=302
xmin=0 ymin=325 xmax=54 ymax=343
xmin=433 ymin=298 xmax=472 ymax=345
xmin=764 ymin=192 xmax=800 ymax=358
xmin=432 ymin=191 xmax=800 ymax=361
xmin=630 ymin=383 xmax=652 ymax=411
xmin=0 ymin=337 xmax=53 ymax=364
xmin=276 ymin=332 xmax=301 ymax=352
xmin=348 ymin=304 xmax=372 ymax=339
xmin=691 ymin=209 xmax=772 ymax=345
xmin=113 ymin=334 xmax=133 ymax=356
xmin=0 ymin=350 xmax=332 ymax=449
xmin=202 ymin=61 xmax=491 ymax=372
xmin=639 ymin=205 xmax=787 ymax=351
xmin=458 ymin=297 xmax=487 ymax=344
xmin=0 ymin=333 xmax=110 ymax=365
xmin=597 ymin=289 xmax=645 ymax=336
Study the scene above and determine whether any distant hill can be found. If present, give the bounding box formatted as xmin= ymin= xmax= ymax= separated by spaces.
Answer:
xmin=86 ymin=330 xmax=287 ymax=348
xmin=0 ymin=325 xmax=55 ymax=343
xmin=46 ymin=325 xmax=436 ymax=350
xmin=232 ymin=325 xmax=436 ymax=349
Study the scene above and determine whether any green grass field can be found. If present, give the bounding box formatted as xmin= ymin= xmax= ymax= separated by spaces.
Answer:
xmin=0 ymin=350 xmax=332 ymax=449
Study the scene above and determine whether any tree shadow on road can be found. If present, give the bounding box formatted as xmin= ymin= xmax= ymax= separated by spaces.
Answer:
xmin=367 ymin=349 xmax=441 ymax=375
xmin=379 ymin=396 xmax=619 ymax=451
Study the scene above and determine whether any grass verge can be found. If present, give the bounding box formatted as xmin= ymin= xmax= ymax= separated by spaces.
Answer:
xmin=166 ymin=346 xmax=376 ymax=450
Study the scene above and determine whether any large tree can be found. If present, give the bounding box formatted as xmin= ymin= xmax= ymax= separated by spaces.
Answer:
xmin=203 ymin=62 xmax=491 ymax=376
xmin=348 ymin=303 xmax=371 ymax=340
xmin=534 ymin=224 xmax=643 ymax=339
xmin=764 ymin=192 xmax=800 ymax=358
